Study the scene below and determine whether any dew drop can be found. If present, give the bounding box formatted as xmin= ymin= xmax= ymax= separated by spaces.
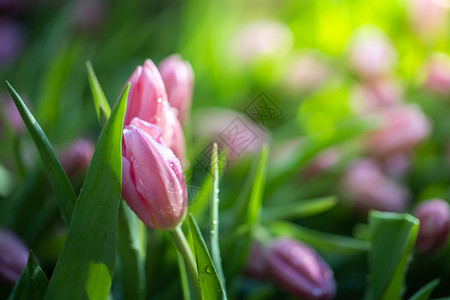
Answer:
xmin=210 ymin=230 xmax=215 ymax=235
xmin=172 ymin=208 xmax=176 ymax=212
xmin=157 ymin=98 xmax=162 ymax=103
xmin=212 ymin=220 xmax=218 ymax=225
xmin=205 ymin=265 xmax=214 ymax=274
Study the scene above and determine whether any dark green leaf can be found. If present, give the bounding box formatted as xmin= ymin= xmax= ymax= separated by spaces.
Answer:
xmin=86 ymin=61 xmax=111 ymax=123
xmin=366 ymin=211 xmax=419 ymax=300
xmin=117 ymin=201 xmax=146 ymax=300
xmin=8 ymin=251 xmax=48 ymax=300
xmin=44 ymin=85 xmax=129 ymax=300
xmin=409 ymin=279 xmax=440 ymax=300
xmin=189 ymin=214 xmax=227 ymax=300
xmin=268 ymin=221 xmax=369 ymax=254
xmin=6 ymin=82 xmax=77 ymax=225
xmin=177 ymin=251 xmax=191 ymax=300
xmin=262 ymin=196 xmax=337 ymax=222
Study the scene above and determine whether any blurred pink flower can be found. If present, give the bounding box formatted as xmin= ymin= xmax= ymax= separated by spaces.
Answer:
xmin=365 ymin=104 xmax=431 ymax=157
xmin=0 ymin=20 xmax=25 ymax=69
xmin=342 ymin=159 xmax=410 ymax=213
xmin=407 ymin=0 xmax=449 ymax=42
xmin=423 ymin=53 xmax=450 ymax=95
xmin=303 ymin=148 xmax=340 ymax=179
xmin=414 ymin=199 xmax=450 ymax=253
xmin=266 ymin=238 xmax=336 ymax=300
xmin=0 ymin=228 xmax=28 ymax=284
xmin=122 ymin=118 xmax=187 ymax=230
xmin=244 ymin=242 xmax=268 ymax=279
xmin=159 ymin=54 xmax=194 ymax=123
xmin=59 ymin=139 xmax=95 ymax=178
xmin=347 ymin=26 xmax=397 ymax=79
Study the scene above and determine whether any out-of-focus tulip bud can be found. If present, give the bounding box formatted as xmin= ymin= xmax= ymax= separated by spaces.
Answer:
xmin=1 ymin=94 xmax=25 ymax=134
xmin=0 ymin=228 xmax=28 ymax=283
xmin=193 ymin=108 xmax=268 ymax=160
xmin=244 ymin=242 xmax=268 ymax=279
xmin=229 ymin=20 xmax=294 ymax=63
xmin=347 ymin=26 xmax=397 ymax=79
xmin=59 ymin=139 xmax=95 ymax=178
xmin=266 ymin=238 xmax=336 ymax=300
xmin=72 ymin=0 xmax=106 ymax=31
xmin=283 ymin=52 xmax=331 ymax=93
xmin=414 ymin=199 xmax=450 ymax=253
xmin=303 ymin=148 xmax=340 ymax=179
xmin=342 ymin=159 xmax=410 ymax=213
xmin=122 ymin=117 xmax=187 ymax=230
xmin=423 ymin=53 xmax=450 ymax=95
xmin=0 ymin=20 xmax=25 ymax=69
xmin=380 ymin=152 xmax=411 ymax=177
xmin=351 ymin=77 xmax=403 ymax=114
xmin=407 ymin=0 xmax=449 ymax=43
xmin=159 ymin=55 xmax=194 ymax=122
xmin=365 ymin=104 xmax=430 ymax=157
xmin=124 ymin=59 xmax=186 ymax=163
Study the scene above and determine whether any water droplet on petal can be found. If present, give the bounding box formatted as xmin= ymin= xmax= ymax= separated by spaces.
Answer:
xmin=172 ymin=208 xmax=176 ymax=212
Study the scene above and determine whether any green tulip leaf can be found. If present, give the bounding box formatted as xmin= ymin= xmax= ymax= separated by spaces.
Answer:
xmin=366 ymin=211 xmax=419 ymax=300
xmin=86 ymin=61 xmax=111 ymax=123
xmin=189 ymin=213 xmax=227 ymax=300
xmin=6 ymin=82 xmax=77 ymax=225
xmin=409 ymin=279 xmax=440 ymax=300
xmin=44 ymin=85 xmax=129 ymax=300
xmin=8 ymin=251 xmax=48 ymax=300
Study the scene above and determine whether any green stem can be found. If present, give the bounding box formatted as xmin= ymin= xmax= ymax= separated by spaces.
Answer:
xmin=169 ymin=227 xmax=202 ymax=299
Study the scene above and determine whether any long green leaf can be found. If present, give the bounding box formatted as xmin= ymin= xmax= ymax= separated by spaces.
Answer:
xmin=8 ymin=251 xmax=48 ymax=300
xmin=117 ymin=201 xmax=146 ymax=300
xmin=366 ymin=211 xmax=419 ymax=300
xmin=176 ymin=252 xmax=191 ymax=300
xmin=6 ymin=82 xmax=77 ymax=225
xmin=268 ymin=221 xmax=369 ymax=254
xmin=86 ymin=61 xmax=111 ymax=123
xmin=409 ymin=279 xmax=440 ymax=300
xmin=189 ymin=214 xmax=227 ymax=300
xmin=209 ymin=143 xmax=225 ymax=284
xmin=44 ymin=85 xmax=129 ymax=300
xmin=262 ymin=196 xmax=337 ymax=222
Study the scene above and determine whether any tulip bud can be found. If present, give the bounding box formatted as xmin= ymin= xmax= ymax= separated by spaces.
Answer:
xmin=407 ymin=0 xmax=448 ymax=43
xmin=0 ymin=20 xmax=25 ymax=68
xmin=159 ymin=55 xmax=194 ymax=122
xmin=122 ymin=117 xmax=187 ymax=230
xmin=342 ymin=159 xmax=410 ymax=213
xmin=365 ymin=104 xmax=430 ymax=157
xmin=124 ymin=59 xmax=186 ymax=163
xmin=0 ymin=228 xmax=28 ymax=283
xmin=72 ymin=0 xmax=106 ymax=32
xmin=266 ymin=238 xmax=336 ymax=300
xmin=423 ymin=53 xmax=450 ymax=95
xmin=244 ymin=242 xmax=268 ymax=279
xmin=347 ymin=26 xmax=397 ymax=79
xmin=414 ymin=199 xmax=450 ymax=253
xmin=59 ymin=139 xmax=95 ymax=178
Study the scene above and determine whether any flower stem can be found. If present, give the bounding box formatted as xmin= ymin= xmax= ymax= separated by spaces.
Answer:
xmin=169 ymin=226 xmax=202 ymax=298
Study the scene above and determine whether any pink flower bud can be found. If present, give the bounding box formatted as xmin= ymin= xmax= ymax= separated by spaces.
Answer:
xmin=0 ymin=228 xmax=28 ymax=283
xmin=59 ymin=139 xmax=95 ymax=178
xmin=423 ymin=53 xmax=450 ymax=95
xmin=122 ymin=117 xmax=187 ymax=230
xmin=347 ymin=26 xmax=397 ymax=79
xmin=342 ymin=160 xmax=410 ymax=213
xmin=124 ymin=59 xmax=186 ymax=164
xmin=407 ymin=0 xmax=449 ymax=42
xmin=303 ymin=148 xmax=340 ymax=179
xmin=414 ymin=199 xmax=450 ymax=253
xmin=351 ymin=77 xmax=403 ymax=114
xmin=244 ymin=242 xmax=268 ymax=279
xmin=159 ymin=55 xmax=194 ymax=122
xmin=365 ymin=104 xmax=431 ymax=157
xmin=266 ymin=238 xmax=336 ymax=300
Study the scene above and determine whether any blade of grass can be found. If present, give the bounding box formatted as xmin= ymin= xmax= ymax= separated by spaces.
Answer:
xmin=189 ymin=214 xmax=227 ymax=300
xmin=86 ymin=61 xmax=111 ymax=123
xmin=209 ymin=143 xmax=225 ymax=284
xmin=6 ymin=82 xmax=77 ymax=225
xmin=44 ymin=85 xmax=129 ymax=300
xmin=409 ymin=279 xmax=440 ymax=300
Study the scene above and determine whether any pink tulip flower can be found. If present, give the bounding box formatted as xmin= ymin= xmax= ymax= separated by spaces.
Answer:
xmin=423 ymin=53 xmax=450 ymax=95
xmin=407 ymin=0 xmax=448 ymax=42
xmin=342 ymin=159 xmax=410 ymax=213
xmin=123 ymin=59 xmax=186 ymax=163
xmin=414 ymin=199 xmax=450 ymax=253
xmin=122 ymin=117 xmax=187 ymax=230
xmin=266 ymin=238 xmax=336 ymax=300
xmin=159 ymin=55 xmax=194 ymax=122
xmin=0 ymin=228 xmax=28 ymax=283
xmin=244 ymin=242 xmax=268 ymax=279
